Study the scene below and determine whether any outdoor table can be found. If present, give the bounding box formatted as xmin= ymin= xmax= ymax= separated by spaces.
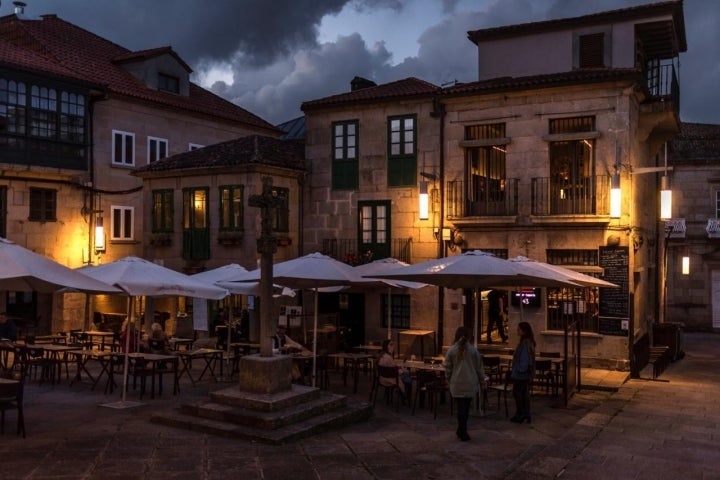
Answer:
xmin=353 ymin=344 xmax=382 ymax=355
xmin=169 ymin=337 xmax=194 ymax=351
xmin=83 ymin=330 xmax=116 ymax=351
xmin=397 ymin=329 xmax=436 ymax=360
xmin=230 ymin=342 xmax=260 ymax=354
xmin=66 ymin=348 xmax=103 ymax=386
xmin=328 ymin=352 xmax=373 ymax=394
xmin=26 ymin=344 xmax=81 ymax=383
xmin=175 ymin=348 xmax=223 ymax=386
xmin=128 ymin=352 xmax=179 ymax=398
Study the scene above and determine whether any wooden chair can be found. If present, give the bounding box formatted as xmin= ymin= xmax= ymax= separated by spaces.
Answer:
xmin=482 ymin=355 xmax=502 ymax=384
xmin=487 ymin=371 xmax=513 ymax=417
xmin=412 ymin=369 xmax=451 ymax=419
xmin=0 ymin=355 xmax=26 ymax=437
xmin=370 ymin=365 xmax=403 ymax=411
xmin=533 ymin=359 xmax=555 ymax=395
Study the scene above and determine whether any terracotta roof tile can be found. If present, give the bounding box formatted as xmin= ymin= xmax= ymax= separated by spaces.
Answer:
xmin=441 ymin=68 xmax=643 ymax=96
xmin=0 ymin=14 xmax=278 ymax=133
xmin=669 ymin=122 xmax=720 ymax=165
xmin=132 ymin=135 xmax=306 ymax=175
xmin=302 ymin=77 xmax=439 ymax=111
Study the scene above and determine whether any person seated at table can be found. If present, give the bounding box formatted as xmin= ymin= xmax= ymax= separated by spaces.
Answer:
xmin=0 ymin=312 xmax=17 ymax=342
xmin=119 ymin=320 xmax=139 ymax=353
xmin=378 ymin=339 xmax=412 ymax=402
xmin=273 ymin=326 xmax=308 ymax=354
xmin=146 ymin=322 xmax=170 ymax=354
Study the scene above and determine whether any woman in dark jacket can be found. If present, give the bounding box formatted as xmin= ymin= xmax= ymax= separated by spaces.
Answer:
xmin=510 ymin=321 xmax=535 ymax=423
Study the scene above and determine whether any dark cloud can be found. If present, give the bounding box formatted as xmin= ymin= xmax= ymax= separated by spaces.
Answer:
xmin=18 ymin=0 xmax=720 ymax=125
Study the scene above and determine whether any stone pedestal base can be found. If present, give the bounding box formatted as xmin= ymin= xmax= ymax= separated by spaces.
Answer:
xmin=238 ymin=354 xmax=292 ymax=394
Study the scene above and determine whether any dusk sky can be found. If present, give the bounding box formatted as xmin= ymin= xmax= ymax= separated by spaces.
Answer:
xmin=12 ymin=0 xmax=718 ymax=126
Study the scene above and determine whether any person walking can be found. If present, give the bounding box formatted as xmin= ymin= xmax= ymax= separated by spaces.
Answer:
xmin=444 ymin=326 xmax=485 ymax=441
xmin=510 ymin=321 xmax=536 ymax=423
xmin=486 ymin=289 xmax=508 ymax=343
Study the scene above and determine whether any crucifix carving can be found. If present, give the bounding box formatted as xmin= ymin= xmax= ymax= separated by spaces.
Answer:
xmin=248 ymin=176 xmax=282 ymax=357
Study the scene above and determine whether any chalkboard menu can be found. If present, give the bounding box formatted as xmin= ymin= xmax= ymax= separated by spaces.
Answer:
xmin=598 ymin=316 xmax=627 ymax=336
xmin=598 ymin=246 xmax=629 ymax=319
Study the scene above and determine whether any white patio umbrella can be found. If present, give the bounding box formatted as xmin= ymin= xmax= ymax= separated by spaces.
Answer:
xmin=237 ymin=252 xmax=357 ymax=386
xmin=79 ymin=256 xmax=228 ymax=408
xmin=354 ymin=258 xmax=428 ymax=340
xmin=0 ymin=237 xmax=121 ymax=294
xmin=192 ymin=264 xmax=295 ymax=366
xmin=369 ymin=250 xmax=581 ymax=345
xmin=508 ymin=256 xmax=619 ymax=288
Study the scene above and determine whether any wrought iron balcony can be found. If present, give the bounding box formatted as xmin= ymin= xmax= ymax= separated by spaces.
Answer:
xmin=446 ymin=178 xmax=518 ymax=218
xmin=531 ymin=175 xmax=610 ymax=216
xmin=321 ymin=237 xmax=413 ymax=264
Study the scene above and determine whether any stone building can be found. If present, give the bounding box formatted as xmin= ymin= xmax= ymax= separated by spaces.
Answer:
xmin=301 ymin=1 xmax=687 ymax=368
xmin=0 ymin=10 xmax=279 ymax=334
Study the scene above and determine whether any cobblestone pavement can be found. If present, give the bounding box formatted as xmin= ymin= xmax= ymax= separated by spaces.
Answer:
xmin=0 ymin=332 xmax=717 ymax=479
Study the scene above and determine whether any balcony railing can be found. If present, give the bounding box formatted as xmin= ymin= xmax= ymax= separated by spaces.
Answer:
xmin=646 ymin=63 xmax=679 ymax=108
xmin=531 ymin=175 xmax=609 ymax=216
xmin=446 ymin=178 xmax=519 ymax=218
xmin=322 ymin=237 xmax=413 ymax=264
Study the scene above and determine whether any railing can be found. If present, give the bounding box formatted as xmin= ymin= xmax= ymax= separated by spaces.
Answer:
xmin=322 ymin=237 xmax=412 ymax=264
xmin=446 ymin=178 xmax=519 ymax=217
xmin=646 ymin=63 xmax=679 ymax=108
xmin=531 ymin=175 xmax=609 ymax=216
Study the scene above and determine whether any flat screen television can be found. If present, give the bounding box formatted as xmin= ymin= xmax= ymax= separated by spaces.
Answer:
xmin=510 ymin=288 xmax=542 ymax=308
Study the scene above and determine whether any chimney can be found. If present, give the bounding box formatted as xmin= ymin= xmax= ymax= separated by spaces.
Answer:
xmin=350 ymin=76 xmax=377 ymax=92
xmin=13 ymin=1 xmax=26 ymax=15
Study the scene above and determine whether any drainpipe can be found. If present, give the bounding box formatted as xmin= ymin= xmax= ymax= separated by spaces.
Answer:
xmin=431 ymin=94 xmax=446 ymax=349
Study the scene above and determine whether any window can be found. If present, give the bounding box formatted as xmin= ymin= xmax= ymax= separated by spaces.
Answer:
xmin=271 ymin=187 xmax=289 ymax=233
xmin=358 ymin=200 xmax=391 ymax=259
xmin=387 ymin=115 xmax=416 ymax=186
xmin=219 ymin=185 xmax=243 ymax=231
xmin=466 ymin=123 xmax=507 ymax=215
xmin=546 ymin=249 xmax=601 ymax=333
xmin=182 ymin=188 xmax=210 ymax=260
xmin=29 ymin=85 xmax=57 ymax=138
xmin=0 ymin=79 xmax=26 ymax=135
xmin=28 ymin=187 xmax=56 ymax=222
xmin=59 ymin=92 xmax=85 ymax=143
xmin=111 ymin=206 xmax=134 ymax=240
xmin=148 ymin=136 xmax=168 ymax=163
xmin=158 ymin=73 xmax=180 ymax=94
xmin=332 ymin=120 xmax=358 ymax=189
xmin=548 ymin=117 xmax=596 ymax=214
xmin=0 ymin=186 xmax=6 ymax=237
xmin=579 ymin=33 xmax=605 ymax=68
xmin=112 ymin=130 xmax=135 ymax=166
xmin=381 ymin=293 xmax=410 ymax=329
xmin=152 ymin=189 xmax=173 ymax=232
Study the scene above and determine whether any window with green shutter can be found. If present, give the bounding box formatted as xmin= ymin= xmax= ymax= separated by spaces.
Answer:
xmin=152 ymin=189 xmax=173 ymax=233
xmin=332 ymin=120 xmax=359 ymax=190
xmin=387 ymin=115 xmax=416 ymax=186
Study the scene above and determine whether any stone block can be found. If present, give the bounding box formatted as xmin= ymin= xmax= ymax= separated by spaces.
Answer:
xmin=238 ymin=354 xmax=292 ymax=394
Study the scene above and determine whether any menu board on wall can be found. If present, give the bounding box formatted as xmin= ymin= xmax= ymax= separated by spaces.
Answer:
xmin=598 ymin=246 xmax=629 ymax=319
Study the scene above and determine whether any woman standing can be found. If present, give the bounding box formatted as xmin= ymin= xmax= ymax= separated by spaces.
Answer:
xmin=444 ymin=326 xmax=485 ymax=441
xmin=510 ymin=321 xmax=536 ymax=423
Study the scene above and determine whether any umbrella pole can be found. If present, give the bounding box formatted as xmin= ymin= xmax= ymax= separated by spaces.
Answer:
xmin=121 ymin=296 xmax=133 ymax=403
xmin=312 ymin=288 xmax=318 ymax=388
xmin=387 ymin=286 xmax=392 ymax=340
xmin=474 ymin=289 xmax=479 ymax=348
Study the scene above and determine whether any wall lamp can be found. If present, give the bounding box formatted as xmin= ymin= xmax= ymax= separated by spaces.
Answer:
xmin=419 ymin=171 xmax=437 ymax=221
xmin=611 ymin=143 xmax=673 ymax=221
xmin=94 ymin=215 xmax=106 ymax=253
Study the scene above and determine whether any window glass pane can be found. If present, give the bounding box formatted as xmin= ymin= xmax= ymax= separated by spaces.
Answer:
xmin=113 ymin=208 xmax=122 ymax=237
xmin=123 ymin=209 xmax=132 ymax=239
xmin=193 ymin=190 xmax=206 ymax=228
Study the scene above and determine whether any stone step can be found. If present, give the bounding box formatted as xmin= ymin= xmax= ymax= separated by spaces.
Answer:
xmin=151 ymin=400 xmax=373 ymax=445
xmin=208 ymin=384 xmax=321 ymax=411
xmin=180 ymin=391 xmax=349 ymax=429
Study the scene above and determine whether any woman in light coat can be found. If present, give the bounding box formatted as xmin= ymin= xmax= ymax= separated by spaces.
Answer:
xmin=444 ymin=326 xmax=485 ymax=441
